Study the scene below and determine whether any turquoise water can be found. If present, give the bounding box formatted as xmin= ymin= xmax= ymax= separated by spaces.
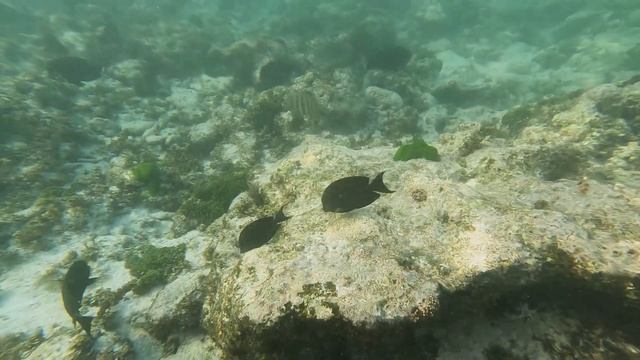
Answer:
xmin=1 ymin=1 xmax=639 ymax=359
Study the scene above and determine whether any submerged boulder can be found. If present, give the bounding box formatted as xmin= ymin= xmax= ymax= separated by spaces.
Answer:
xmin=202 ymin=129 xmax=640 ymax=358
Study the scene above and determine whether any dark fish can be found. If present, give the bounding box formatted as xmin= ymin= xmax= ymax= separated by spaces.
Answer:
xmin=365 ymin=45 xmax=412 ymax=71
xmin=61 ymin=260 xmax=97 ymax=337
xmin=239 ymin=207 xmax=290 ymax=253
xmin=258 ymin=58 xmax=300 ymax=90
xmin=322 ymin=172 xmax=394 ymax=213
xmin=46 ymin=56 xmax=102 ymax=85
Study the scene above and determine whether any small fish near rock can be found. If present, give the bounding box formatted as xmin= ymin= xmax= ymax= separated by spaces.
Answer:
xmin=365 ymin=44 xmax=412 ymax=71
xmin=239 ymin=206 xmax=290 ymax=253
xmin=46 ymin=56 xmax=102 ymax=85
xmin=322 ymin=172 xmax=394 ymax=213
xmin=284 ymin=90 xmax=325 ymax=127
xmin=61 ymin=260 xmax=97 ymax=338
xmin=257 ymin=58 xmax=301 ymax=90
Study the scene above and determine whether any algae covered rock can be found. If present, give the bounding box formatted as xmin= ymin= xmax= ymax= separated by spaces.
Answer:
xmin=174 ymin=170 xmax=247 ymax=233
xmin=125 ymin=243 xmax=187 ymax=295
xmin=2 ymin=5 xmax=640 ymax=359
xmin=0 ymin=330 xmax=44 ymax=360
xmin=596 ymin=81 xmax=640 ymax=135
xmin=365 ymin=86 xmax=404 ymax=109
xmin=11 ymin=195 xmax=63 ymax=251
xmin=145 ymin=271 xmax=207 ymax=343
xmin=201 ymin=137 xmax=640 ymax=359
xmin=393 ymin=137 xmax=440 ymax=161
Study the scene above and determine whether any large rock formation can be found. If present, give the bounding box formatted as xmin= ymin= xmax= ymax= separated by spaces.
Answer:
xmin=201 ymin=80 xmax=640 ymax=359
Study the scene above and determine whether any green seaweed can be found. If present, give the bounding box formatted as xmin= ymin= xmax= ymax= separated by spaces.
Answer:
xmin=176 ymin=170 xmax=247 ymax=229
xmin=132 ymin=161 xmax=164 ymax=195
xmin=393 ymin=138 xmax=440 ymax=162
xmin=125 ymin=243 xmax=186 ymax=295
xmin=132 ymin=161 xmax=161 ymax=184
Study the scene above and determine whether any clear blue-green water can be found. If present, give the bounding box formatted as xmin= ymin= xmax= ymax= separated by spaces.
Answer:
xmin=1 ymin=1 xmax=639 ymax=359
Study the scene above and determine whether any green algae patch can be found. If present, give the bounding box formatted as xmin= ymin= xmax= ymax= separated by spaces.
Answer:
xmin=131 ymin=161 xmax=165 ymax=196
xmin=132 ymin=161 xmax=162 ymax=193
xmin=393 ymin=138 xmax=440 ymax=162
xmin=125 ymin=243 xmax=187 ymax=295
xmin=176 ymin=170 xmax=247 ymax=229
xmin=132 ymin=162 xmax=160 ymax=183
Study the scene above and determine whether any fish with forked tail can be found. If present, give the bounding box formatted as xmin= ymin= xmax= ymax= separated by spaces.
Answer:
xmin=61 ymin=260 xmax=97 ymax=338
xmin=322 ymin=172 xmax=394 ymax=213
xmin=239 ymin=206 xmax=290 ymax=253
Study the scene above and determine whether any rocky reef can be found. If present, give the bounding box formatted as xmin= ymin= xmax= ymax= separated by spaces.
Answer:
xmin=0 ymin=0 xmax=639 ymax=359
xmin=200 ymin=82 xmax=640 ymax=357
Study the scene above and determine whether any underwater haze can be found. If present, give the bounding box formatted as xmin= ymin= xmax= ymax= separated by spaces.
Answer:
xmin=1 ymin=0 xmax=639 ymax=359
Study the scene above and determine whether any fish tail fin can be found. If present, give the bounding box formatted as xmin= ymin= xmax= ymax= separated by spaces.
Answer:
xmin=274 ymin=205 xmax=290 ymax=223
xmin=76 ymin=315 xmax=94 ymax=338
xmin=370 ymin=172 xmax=394 ymax=193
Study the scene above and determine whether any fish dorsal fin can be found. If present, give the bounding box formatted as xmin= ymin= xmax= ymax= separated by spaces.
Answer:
xmin=369 ymin=172 xmax=394 ymax=193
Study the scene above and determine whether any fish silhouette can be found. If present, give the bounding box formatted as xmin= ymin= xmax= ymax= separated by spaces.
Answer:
xmin=322 ymin=172 xmax=393 ymax=213
xmin=239 ymin=207 xmax=290 ymax=253
xmin=46 ymin=56 xmax=102 ymax=85
xmin=61 ymin=260 xmax=97 ymax=337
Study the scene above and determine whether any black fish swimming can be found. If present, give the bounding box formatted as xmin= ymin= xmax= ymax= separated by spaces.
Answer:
xmin=365 ymin=44 xmax=412 ymax=71
xmin=239 ymin=207 xmax=290 ymax=253
xmin=61 ymin=260 xmax=97 ymax=337
xmin=46 ymin=56 xmax=102 ymax=85
xmin=322 ymin=172 xmax=394 ymax=213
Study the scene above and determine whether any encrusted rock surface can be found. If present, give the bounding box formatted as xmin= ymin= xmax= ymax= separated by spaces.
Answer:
xmin=1 ymin=1 xmax=640 ymax=358
xmin=200 ymin=82 xmax=640 ymax=358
